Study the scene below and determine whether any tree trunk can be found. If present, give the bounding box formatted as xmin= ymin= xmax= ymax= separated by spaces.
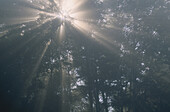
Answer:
xmin=89 ymin=89 xmax=93 ymax=112
xmin=94 ymin=80 xmax=100 ymax=112
xmin=102 ymin=91 xmax=108 ymax=112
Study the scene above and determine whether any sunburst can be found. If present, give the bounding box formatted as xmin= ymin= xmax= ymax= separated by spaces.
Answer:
xmin=0 ymin=0 xmax=121 ymax=111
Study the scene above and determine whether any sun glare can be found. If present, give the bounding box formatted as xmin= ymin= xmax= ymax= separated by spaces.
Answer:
xmin=55 ymin=0 xmax=88 ymax=22
xmin=20 ymin=0 xmax=115 ymax=52
xmin=59 ymin=10 xmax=70 ymax=21
xmin=52 ymin=0 xmax=115 ymax=50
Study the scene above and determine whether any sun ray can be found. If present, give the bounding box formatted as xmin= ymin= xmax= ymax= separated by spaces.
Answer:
xmin=23 ymin=39 xmax=51 ymax=95
xmin=34 ymin=75 xmax=50 ymax=112
xmin=56 ymin=23 xmax=66 ymax=42
xmin=0 ymin=0 xmax=123 ymax=109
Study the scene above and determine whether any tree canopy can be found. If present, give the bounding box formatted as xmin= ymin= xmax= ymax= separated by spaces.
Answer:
xmin=0 ymin=0 xmax=170 ymax=112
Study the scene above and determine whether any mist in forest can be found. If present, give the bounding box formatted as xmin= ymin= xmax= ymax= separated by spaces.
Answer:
xmin=0 ymin=0 xmax=170 ymax=112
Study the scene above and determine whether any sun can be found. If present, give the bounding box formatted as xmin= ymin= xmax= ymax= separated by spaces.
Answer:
xmin=55 ymin=0 xmax=76 ymax=22
xmin=59 ymin=10 xmax=70 ymax=21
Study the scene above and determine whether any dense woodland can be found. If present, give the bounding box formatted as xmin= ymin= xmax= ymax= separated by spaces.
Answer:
xmin=0 ymin=0 xmax=170 ymax=112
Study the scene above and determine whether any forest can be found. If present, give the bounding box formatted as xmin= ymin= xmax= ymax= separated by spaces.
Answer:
xmin=0 ymin=0 xmax=170 ymax=112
